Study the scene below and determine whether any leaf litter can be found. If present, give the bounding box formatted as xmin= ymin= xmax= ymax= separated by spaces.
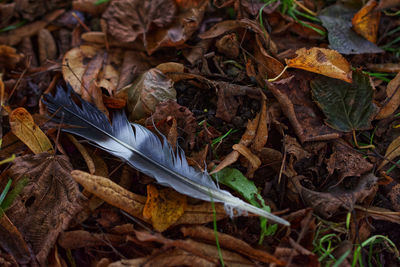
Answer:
xmin=1 ymin=0 xmax=400 ymax=266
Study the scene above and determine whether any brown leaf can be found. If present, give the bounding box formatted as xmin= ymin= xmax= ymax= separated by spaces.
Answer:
xmin=232 ymin=144 xmax=261 ymax=171
xmin=0 ymin=214 xmax=31 ymax=265
xmin=181 ymin=226 xmax=286 ymax=265
xmin=38 ymin=29 xmax=57 ymax=65
xmin=58 ymin=230 xmax=125 ymax=249
xmin=7 ymin=153 xmax=85 ymax=265
xmin=388 ymin=183 xmax=400 ymax=211
xmin=9 ymin=108 xmax=54 ymax=154
xmin=135 ymin=231 xmax=255 ymax=266
xmin=286 ymin=47 xmax=352 ymax=83
xmin=378 ymin=135 xmax=400 ymax=170
xmin=145 ymin=100 xmax=197 ymax=149
xmin=145 ymin=0 xmax=208 ymax=54
xmin=291 ymin=173 xmax=378 ymax=218
xmin=0 ymin=45 xmax=24 ymax=70
xmin=352 ymin=0 xmax=380 ymax=43
xmin=376 ymin=72 xmax=400 ymax=119
xmin=71 ymin=170 xmax=228 ymax=226
xmin=102 ymin=0 xmax=176 ymax=45
xmin=216 ymin=33 xmax=239 ymax=58
xmin=267 ymin=75 xmax=341 ymax=143
xmin=127 ymin=68 xmax=176 ymax=121
xmin=0 ymin=9 xmax=65 ymax=46
xmin=72 ymin=0 xmax=108 ymax=15
xmin=326 ymin=140 xmax=373 ymax=184
xmin=143 ymin=184 xmax=186 ymax=232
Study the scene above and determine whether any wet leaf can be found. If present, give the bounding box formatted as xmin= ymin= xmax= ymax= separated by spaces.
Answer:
xmin=9 ymin=108 xmax=54 ymax=154
xmin=127 ymin=68 xmax=176 ymax=121
xmin=102 ymin=0 xmax=176 ymax=44
xmin=143 ymin=184 xmax=186 ymax=232
xmin=286 ymin=47 xmax=352 ymax=83
xmin=319 ymin=4 xmax=383 ymax=54
xmin=376 ymin=72 xmax=400 ymax=119
xmin=7 ymin=153 xmax=85 ymax=265
xmin=311 ymin=70 xmax=377 ymax=132
xmin=352 ymin=0 xmax=380 ymax=44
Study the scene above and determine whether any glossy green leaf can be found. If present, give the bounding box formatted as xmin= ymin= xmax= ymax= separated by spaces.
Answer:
xmin=212 ymin=167 xmax=277 ymax=242
xmin=310 ymin=70 xmax=377 ymax=132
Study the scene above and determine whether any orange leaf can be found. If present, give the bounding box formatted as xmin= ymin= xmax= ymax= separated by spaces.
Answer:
xmin=352 ymin=0 xmax=380 ymax=44
xmin=9 ymin=108 xmax=54 ymax=154
xmin=143 ymin=184 xmax=187 ymax=232
xmin=286 ymin=47 xmax=352 ymax=83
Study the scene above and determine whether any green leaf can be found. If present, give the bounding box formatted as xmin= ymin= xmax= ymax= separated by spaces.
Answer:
xmin=212 ymin=168 xmax=277 ymax=242
xmin=310 ymin=70 xmax=377 ymax=132
xmin=1 ymin=176 xmax=29 ymax=211
xmin=319 ymin=4 xmax=383 ymax=54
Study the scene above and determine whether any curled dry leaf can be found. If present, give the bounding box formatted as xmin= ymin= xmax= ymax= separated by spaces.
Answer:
xmin=352 ymin=0 xmax=380 ymax=44
xmin=291 ymin=173 xmax=378 ymax=218
xmin=7 ymin=153 xmax=85 ymax=265
xmin=0 ymin=45 xmax=24 ymax=70
xmin=143 ymin=184 xmax=187 ymax=232
xmin=378 ymin=135 xmax=400 ymax=170
xmin=286 ymin=47 xmax=352 ymax=83
xmin=127 ymin=68 xmax=176 ymax=121
xmin=58 ymin=230 xmax=125 ymax=250
xmin=145 ymin=100 xmax=197 ymax=149
xmin=232 ymin=144 xmax=261 ymax=172
xmin=71 ymin=170 xmax=228 ymax=226
xmin=38 ymin=29 xmax=57 ymax=65
xmin=102 ymin=0 xmax=176 ymax=44
xmin=145 ymin=0 xmax=209 ymax=55
xmin=9 ymin=107 xmax=54 ymax=154
xmin=376 ymin=72 xmax=400 ymax=119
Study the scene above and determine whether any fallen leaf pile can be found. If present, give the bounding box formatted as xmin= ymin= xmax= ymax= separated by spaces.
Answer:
xmin=1 ymin=0 xmax=400 ymax=266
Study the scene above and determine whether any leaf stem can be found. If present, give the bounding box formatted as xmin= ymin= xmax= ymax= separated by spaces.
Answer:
xmin=352 ymin=130 xmax=375 ymax=149
xmin=267 ymin=65 xmax=289 ymax=82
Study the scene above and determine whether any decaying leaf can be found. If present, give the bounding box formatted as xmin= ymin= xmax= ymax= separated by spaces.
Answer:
xmin=326 ymin=140 xmax=373 ymax=185
xmin=376 ymin=72 xmax=400 ymax=119
xmin=9 ymin=108 xmax=54 ymax=154
xmin=286 ymin=47 xmax=352 ymax=83
xmin=311 ymin=70 xmax=377 ymax=132
xmin=319 ymin=4 xmax=383 ymax=54
xmin=127 ymin=68 xmax=176 ymax=121
xmin=378 ymin=135 xmax=400 ymax=170
xmin=143 ymin=184 xmax=186 ymax=232
xmin=352 ymin=0 xmax=380 ymax=44
xmin=145 ymin=100 xmax=197 ymax=149
xmin=38 ymin=29 xmax=57 ymax=65
xmin=267 ymin=75 xmax=340 ymax=143
xmin=181 ymin=226 xmax=286 ymax=265
xmin=0 ymin=45 xmax=24 ymax=70
xmin=7 ymin=153 xmax=85 ymax=265
xmin=145 ymin=0 xmax=208 ymax=54
xmin=291 ymin=173 xmax=378 ymax=218
xmin=102 ymin=0 xmax=176 ymax=44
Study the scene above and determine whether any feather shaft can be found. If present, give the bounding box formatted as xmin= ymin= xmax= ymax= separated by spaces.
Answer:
xmin=43 ymin=85 xmax=289 ymax=226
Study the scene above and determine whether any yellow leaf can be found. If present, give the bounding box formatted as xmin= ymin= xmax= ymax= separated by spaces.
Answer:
xmin=286 ymin=47 xmax=352 ymax=83
xmin=9 ymin=108 xmax=54 ymax=154
xmin=143 ymin=184 xmax=186 ymax=232
xmin=352 ymin=0 xmax=380 ymax=44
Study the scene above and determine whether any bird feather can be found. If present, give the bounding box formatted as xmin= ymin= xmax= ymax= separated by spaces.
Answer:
xmin=43 ymin=85 xmax=289 ymax=226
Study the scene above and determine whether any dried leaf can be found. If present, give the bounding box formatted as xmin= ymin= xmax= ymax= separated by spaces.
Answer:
xmin=38 ymin=29 xmax=57 ymax=65
xmin=232 ymin=144 xmax=261 ymax=170
xmin=311 ymin=70 xmax=377 ymax=132
xmin=7 ymin=153 xmax=85 ymax=265
xmin=9 ymin=108 xmax=54 ymax=154
xmin=145 ymin=0 xmax=208 ymax=54
xmin=102 ymin=0 xmax=176 ymax=44
xmin=286 ymin=47 xmax=352 ymax=83
xmin=291 ymin=173 xmax=377 ymax=218
xmin=58 ymin=230 xmax=125 ymax=249
xmin=143 ymin=184 xmax=186 ymax=232
xmin=71 ymin=170 xmax=228 ymax=226
xmin=0 ymin=45 xmax=24 ymax=70
xmin=216 ymin=33 xmax=239 ymax=58
xmin=267 ymin=76 xmax=340 ymax=143
xmin=181 ymin=226 xmax=286 ymax=265
xmin=352 ymin=0 xmax=380 ymax=43
xmin=388 ymin=183 xmax=400 ymax=211
xmin=376 ymin=72 xmax=400 ymax=119
xmin=319 ymin=4 xmax=383 ymax=54
xmin=127 ymin=68 xmax=176 ymax=121
xmin=378 ymin=135 xmax=400 ymax=170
